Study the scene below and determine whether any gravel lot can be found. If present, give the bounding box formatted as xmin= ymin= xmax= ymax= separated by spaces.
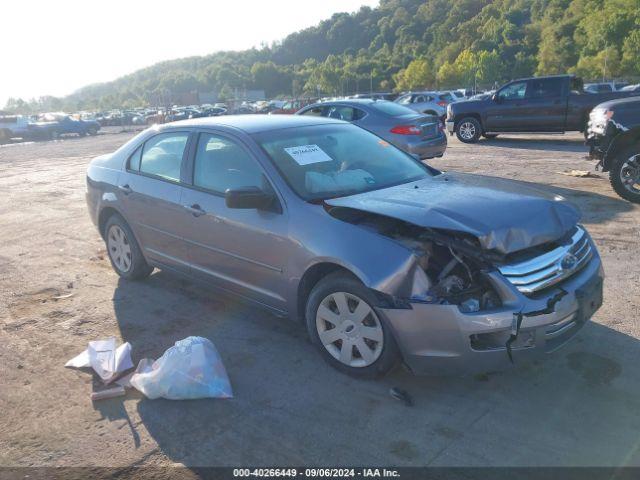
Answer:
xmin=1 ymin=129 xmax=639 ymax=470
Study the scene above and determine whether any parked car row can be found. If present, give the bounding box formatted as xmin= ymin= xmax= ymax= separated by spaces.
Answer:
xmin=0 ymin=113 xmax=100 ymax=143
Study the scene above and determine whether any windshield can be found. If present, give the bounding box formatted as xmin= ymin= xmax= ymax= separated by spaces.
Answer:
xmin=253 ymin=124 xmax=431 ymax=201
xmin=369 ymin=101 xmax=417 ymax=117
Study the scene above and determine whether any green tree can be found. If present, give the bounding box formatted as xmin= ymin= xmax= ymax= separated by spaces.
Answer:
xmin=393 ymin=58 xmax=435 ymax=91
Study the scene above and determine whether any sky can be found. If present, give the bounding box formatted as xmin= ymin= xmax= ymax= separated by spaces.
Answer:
xmin=1 ymin=0 xmax=378 ymax=108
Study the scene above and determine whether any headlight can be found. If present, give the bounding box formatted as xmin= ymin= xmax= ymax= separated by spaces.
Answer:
xmin=590 ymin=107 xmax=613 ymax=121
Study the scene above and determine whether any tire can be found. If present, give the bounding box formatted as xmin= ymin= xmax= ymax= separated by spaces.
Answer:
xmin=483 ymin=133 xmax=498 ymax=139
xmin=49 ymin=130 xmax=60 ymax=141
xmin=104 ymin=214 xmax=153 ymax=280
xmin=0 ymin=130 xmax=10 ymax=144
xmin=456 ymin=117 xmax=482 ymax=143
xmin=609 ymin=147 xmax=640 ymax=203
xmin=305 ymin=272 xmax=400 ymax=378
xmin=88 ymin=127 xmax=98 ymax=136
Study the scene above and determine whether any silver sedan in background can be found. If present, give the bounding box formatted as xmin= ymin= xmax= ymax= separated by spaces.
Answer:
xmin=394 ymin=91 xmax=457 ymax=117
xmin=86 ymin=115 xmax=603 ymax=378
xmin=296 ymin=99 xmax=446 ymax=160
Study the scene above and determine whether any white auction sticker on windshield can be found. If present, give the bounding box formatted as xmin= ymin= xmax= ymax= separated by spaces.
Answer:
xmin=284 ymin=144 xmax=333 ymax=165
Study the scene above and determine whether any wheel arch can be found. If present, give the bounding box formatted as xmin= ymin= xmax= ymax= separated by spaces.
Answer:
xmin=98 ymin=206 xmax=124 ymax=240
xmin=296 ymin=262 xmax=362 ymax=322
xmin=603 ymin=127 xmax=640 ymax=172
xmin=454 ymin=112 xmax=483 ymax=131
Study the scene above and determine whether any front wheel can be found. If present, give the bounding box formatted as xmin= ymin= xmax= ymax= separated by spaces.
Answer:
xmin=609 ymin=148 xmax=640 ymax=203
xmin=104 ymin=214 xmax=153 ymax=279
xmin=456 ymin=117 xmax=482 ymax=143
xmin=305 ymin=273 xmax=400 ymax=378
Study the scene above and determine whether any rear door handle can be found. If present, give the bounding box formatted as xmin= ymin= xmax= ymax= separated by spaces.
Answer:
xmin=118 ymin=184 xmax=132 ymax=195
xmin=184 ymin=204 xmax=206 ymax=217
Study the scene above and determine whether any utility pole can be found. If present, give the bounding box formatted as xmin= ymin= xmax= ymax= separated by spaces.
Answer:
xmin=603 ymin=42 xmax=608 ymax=82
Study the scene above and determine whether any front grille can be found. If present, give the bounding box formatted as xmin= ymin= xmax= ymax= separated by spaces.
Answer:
xmin=497 ymin=227 xmax=593 ymax=294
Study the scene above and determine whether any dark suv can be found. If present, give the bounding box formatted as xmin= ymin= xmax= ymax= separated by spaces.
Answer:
xmin=587 ymin=97 xmax=640 ymax=203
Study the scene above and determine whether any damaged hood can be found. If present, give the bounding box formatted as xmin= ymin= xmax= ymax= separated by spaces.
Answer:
xmin=325 ymin=172 xmax=580 ymax=254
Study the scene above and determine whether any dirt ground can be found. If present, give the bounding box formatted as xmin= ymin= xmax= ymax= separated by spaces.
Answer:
xmin=1 ymin=129 xmax=639 ymax=470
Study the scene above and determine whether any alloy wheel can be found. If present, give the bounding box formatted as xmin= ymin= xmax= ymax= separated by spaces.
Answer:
xmin=315 ymin=291 xmax=384 ymax=368
xmin=107 ymin=225 xmax=132 ymax=273
xmin=459 ymin=121 xmax=476 ymax=140
xmin=620 ymin=154 xmax=640 ymax=194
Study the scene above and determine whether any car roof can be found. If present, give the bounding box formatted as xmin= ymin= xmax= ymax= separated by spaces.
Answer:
xmin=158 ymin=114 xmax=345 ymax=133
xmin=315 ymin=99 xmax=379 ymax=106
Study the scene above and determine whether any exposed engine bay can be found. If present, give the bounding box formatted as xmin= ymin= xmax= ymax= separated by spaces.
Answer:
xmin=326 ymin=206 xmax=503 ymax=312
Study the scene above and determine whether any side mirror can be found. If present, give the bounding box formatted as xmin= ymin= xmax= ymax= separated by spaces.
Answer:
xmin=492 ymin=94 xmax=500 ymax=103
xmin=225 ymin=186 xmax=274 ymax=210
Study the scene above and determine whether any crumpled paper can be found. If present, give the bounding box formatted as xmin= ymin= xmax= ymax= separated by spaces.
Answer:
xmin=65 ymin=337 xmax=133 ymax=383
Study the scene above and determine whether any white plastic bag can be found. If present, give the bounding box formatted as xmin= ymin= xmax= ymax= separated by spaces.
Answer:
xmin=129 ymin=336 xmax=233 ymax=400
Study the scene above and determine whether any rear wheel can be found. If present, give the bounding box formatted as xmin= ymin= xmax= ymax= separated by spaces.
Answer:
xmin=104 ymin=214 xmax=153 ymax=279
xmin=609 ymin=147 xmax=640 ymax=203
xmin=305 ymin=272 xmax=400 ymax=378
xmin=456 ymin=117 xmax=481 ymax=143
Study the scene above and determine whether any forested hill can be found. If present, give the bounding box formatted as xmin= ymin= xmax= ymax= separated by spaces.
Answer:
xmin=6 ymin=0 xmax=639 ymax=112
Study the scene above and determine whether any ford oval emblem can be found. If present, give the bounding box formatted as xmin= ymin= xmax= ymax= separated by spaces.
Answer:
xmin=560 ymin=253 xmax=578 ymax=271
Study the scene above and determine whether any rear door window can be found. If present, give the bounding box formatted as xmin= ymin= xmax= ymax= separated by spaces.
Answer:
xmin=139 ymin=132 xmax=189 ymax=182
xmin=299 ymin=106 xmax=327 ymax=117
xmin=326 ymin=106 xmax=361 ymax=121
xmin=528 ymin=78 xmax=564 ymax=98
xmin=128 ymin=145 xmax=143 ymax=171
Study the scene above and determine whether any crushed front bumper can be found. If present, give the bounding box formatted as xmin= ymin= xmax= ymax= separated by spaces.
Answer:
xmin=379 ymin=251 xmax=603 ymax=375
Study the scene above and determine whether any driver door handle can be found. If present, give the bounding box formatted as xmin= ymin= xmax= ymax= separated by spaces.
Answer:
xmin=118 ymin=184 xmax=132 ymax=195
xmin=184 ymin=204 xmax=206 ymax=217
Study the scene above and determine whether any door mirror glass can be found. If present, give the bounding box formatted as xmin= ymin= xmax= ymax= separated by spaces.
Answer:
xmin=492 ymin=93 xmax=500 ymax=103
xmin=225 ymin=186 xmax=274 ymax=210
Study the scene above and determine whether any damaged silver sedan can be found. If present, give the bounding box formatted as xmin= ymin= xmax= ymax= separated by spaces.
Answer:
xmin=86 ymin=115 xmax=604 ymax=377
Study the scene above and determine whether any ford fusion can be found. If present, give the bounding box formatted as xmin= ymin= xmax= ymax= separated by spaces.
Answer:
xmin=86 ymin=116 xmax=603 ymax=377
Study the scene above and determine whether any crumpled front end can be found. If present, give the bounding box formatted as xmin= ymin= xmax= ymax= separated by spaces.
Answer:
xmin=327 ymin=202 xmax=603 ymax=375
xmin=381 ymin=226 xmax=603 ymax=375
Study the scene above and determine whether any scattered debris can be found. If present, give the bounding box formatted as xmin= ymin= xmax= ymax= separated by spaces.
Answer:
xmin=91 ymin=385 xmax=126 ymax=402
xmin=556 ymin=170 xmax=600 ymax=178
xmin=389 ymin=387 xmax=413 ymax=407
xmin=65 ymin=337 xmax=133 ymax=383
xmin=52 ymin=293 xmax=74 ymax=300
xmin=129 ymin=337 xmax=233 ymax=400
xmin=115 ymin=358 xmax=154 ymax=388
xmin=66 ymin=336 xmax=232 ymax=401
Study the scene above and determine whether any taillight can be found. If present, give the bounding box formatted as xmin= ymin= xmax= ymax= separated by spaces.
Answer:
xmin=437 ymin=101 xmax=447 ymax=107
xmin=390 ymin=125 xmax=421 ymax=135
